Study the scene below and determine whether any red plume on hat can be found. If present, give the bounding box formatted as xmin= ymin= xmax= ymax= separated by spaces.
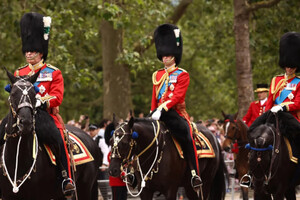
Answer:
xmin=20 ymin=12 xmax=51 ymax=61
xmin=154 ymin=23 xmax=183 ymax=66
xmin=279 ymin=32 xmax=300 ymax=72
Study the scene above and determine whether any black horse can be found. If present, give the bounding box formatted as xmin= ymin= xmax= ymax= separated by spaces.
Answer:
xmin=0 ymin=70 xmax=101 ymax=200
xmin=248 ymin=111 xmax=300 ymax=200
xmin=107 ymin=116 xmax=227 ymax=200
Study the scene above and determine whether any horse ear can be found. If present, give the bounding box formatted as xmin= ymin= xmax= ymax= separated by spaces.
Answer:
xmin=28 ymin=70 xmax=40 ymax=84
xmin=112 ymin=113 xmax=118 ymax=126
xmin=129 ymin=110 xmax=134 ymax=117
xmin=221 ymin=110 xmax=226 ymax=119
xmin=128 ymin=116 xmax=134 ymax=130
xmin=4 ymin=67 xmax=17 ymax=84
xmin=234 ymin=112 xmax=239 ymax=120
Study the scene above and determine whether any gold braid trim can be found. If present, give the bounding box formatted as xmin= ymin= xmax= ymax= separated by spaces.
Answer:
xmin=157 ymin=100 xmax=171 ymax=111
xmin=152 ymin=71 xmax=169 ymax=99
xmin=271 ymin=77 xmax=287 ymax=101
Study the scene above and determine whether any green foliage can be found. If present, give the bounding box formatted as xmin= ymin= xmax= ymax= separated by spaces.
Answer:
xmin=0 ymin=0 xmax=299 ymax=124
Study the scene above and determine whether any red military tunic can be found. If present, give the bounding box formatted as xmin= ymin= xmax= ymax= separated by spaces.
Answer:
xmin=151 ymin=65 xmax=190 ymax=120
xmin=151 ymin=65 xmax=199 ymax=173
xmin=14 ymin=60 xmax=64 ymax=128
xmin=243 ymin=99 xmax=267 ymax=127
xmin=266 ymin=74 xmax=300 ymax=122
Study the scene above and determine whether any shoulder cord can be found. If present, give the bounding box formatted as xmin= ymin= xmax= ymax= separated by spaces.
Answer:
xmin=126 ymin=121 xmax=160 ymax=197
xmin=153 ymin=71 xmax=169 ymax=99
xmin=271 ymin=78 xmax=286 ymax=101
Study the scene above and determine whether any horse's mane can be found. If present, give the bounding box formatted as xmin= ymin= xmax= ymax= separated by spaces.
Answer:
xmin=250 ymin=124 xmax=274 ymax=140
xmin=134 ymin=117 xmax=155 ymax=123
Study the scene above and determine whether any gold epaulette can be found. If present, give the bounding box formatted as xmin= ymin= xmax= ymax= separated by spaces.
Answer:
xmin=15 ymin=64 xmax=29 ymax=76
xmin=152 ymin=69 xmax=167 ymax=86
xmin=178 ymin=67 xmax=187 ymax=73
xmin=46 ymin=64 xmax=59 ymax=71
xmin=254 ymin=100 xmax=259 ymax=104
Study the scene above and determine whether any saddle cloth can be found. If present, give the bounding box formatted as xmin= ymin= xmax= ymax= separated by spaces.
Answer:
xmin=172 ymin=124 xmax=215 ymax=159
xmin=44 ymin=132 xmax=94 ymax=166
xmin=285 ymin=137 xmax=298 ymax=164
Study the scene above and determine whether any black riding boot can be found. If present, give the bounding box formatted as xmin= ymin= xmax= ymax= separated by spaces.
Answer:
xmin=35 ymin=109 xmax=75 ymax=198
xmin=58 ymin=134 xmax=75 ymax=198
xmin=184 ymin=142 xmax=202 ymax=192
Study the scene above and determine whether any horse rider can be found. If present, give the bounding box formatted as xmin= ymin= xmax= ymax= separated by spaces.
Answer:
xmin=150 ymin=23 xmax=202 ymax=192
xmin=241 ymin=32 xmax=300 ymax=188
xmin=243 ymin=84 xmax=269 ymax=127
xmin=6 ymin=12 xmax=75 ymax=197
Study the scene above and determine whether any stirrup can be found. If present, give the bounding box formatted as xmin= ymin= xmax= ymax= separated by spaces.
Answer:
xmin=240 ymin=174 xmax=252 ymax=188
xmin=62 ymin=178 xmax=76 ymax=198
xmin=191 ymin=175 xmax=203 ymax=191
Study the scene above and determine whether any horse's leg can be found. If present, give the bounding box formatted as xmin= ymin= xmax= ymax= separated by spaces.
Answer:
xmin=284 ymin=187 xmax=296 ymax=200
xmin=241 ymin=187 xmax=249 ymax=200
xmin=165 ymin=187 xmax=180 ymax=200
xmin=184 ymin=185 xmax=199 ymax=200
xmin=253 ymin=181 xmax=272 ymax=200
xmin=140 ymin=189 xmax=154 ymax=200
xmin=253 ymin=190 xmax=272 ymax=200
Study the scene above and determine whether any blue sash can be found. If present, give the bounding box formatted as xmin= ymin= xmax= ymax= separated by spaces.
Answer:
xmin=157 ymin=69 xmax=183 ymax=101
xmin=275 ymin=77 xmax=300 ymax=105
xmin=33 ymin=67 xmax=55 ymax=87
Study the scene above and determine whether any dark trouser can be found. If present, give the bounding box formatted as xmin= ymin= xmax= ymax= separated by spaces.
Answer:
xmin=111 ymin=186 xmax=127 ymax=200
xmin=160 ymin=109 xmax=199 ymax=175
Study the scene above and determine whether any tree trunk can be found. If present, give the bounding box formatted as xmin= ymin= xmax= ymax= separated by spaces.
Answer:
xmin=233 ymin=0 xmax=254 ymax=117
xmin=101 ymin=20 xmax=132 ymax=120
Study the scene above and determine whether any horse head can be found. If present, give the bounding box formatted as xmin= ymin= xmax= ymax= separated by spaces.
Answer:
xmin=5 ymin=69 xmax=40 ymax=136
xmin=221 ymin=111 xmax=239 ymax=152
xmin=247 ymin=124 xmax=274 ymax=180
xmin=108 ymin=116 xmax=138 ymax=177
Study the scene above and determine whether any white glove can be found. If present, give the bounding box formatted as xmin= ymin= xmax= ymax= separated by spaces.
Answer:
xmin=35 ymin=99 xmax=42 ymax=108
xmin=152 ymin=109 xmax=162 ymax=120
xmin=271 ymin=105 xmax=283 ymax=113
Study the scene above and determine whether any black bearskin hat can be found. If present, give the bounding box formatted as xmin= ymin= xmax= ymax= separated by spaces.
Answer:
xmin=279 ymin=32 xmax=300 ymax=72
xmin=154 ymin=23 xmax=183 ymax=66
xmin=254 ymin=84 xmax=269 ymax=93
xmin=20 ymin=12 xmax=51 ymax=61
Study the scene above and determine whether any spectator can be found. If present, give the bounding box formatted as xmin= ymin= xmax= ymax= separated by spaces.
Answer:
xmin=79 ymin=115 xmax=89 ymax=132
xmin=96 ymin=119 xmax=111 ymax=199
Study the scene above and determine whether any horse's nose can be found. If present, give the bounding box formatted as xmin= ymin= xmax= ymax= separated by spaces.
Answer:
xmin=223 ymin=146 xmax=231 ymax=152
xmin=108 ymin=167 xmax=120 ymax=177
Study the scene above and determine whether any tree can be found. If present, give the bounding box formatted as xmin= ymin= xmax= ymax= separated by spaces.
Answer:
xmin=233 ymin=0 xmax=281 ymax=117
xmin=100 ymin=0 xmax=193 ymax=119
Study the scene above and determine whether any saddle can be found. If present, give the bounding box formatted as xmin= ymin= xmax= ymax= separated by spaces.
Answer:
xmin=172 ymin=122 xmax=215 ymax=159
xmin=44 ymin=131 xmax=94 ymax=166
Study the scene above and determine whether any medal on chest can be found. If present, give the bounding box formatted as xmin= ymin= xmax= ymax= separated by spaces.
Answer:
xmin=37 ymin=71 xmax=53 ymax=82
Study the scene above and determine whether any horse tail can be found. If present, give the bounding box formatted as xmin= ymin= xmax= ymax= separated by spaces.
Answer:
xmin=209 ymin=146 xmax=228 ymax=200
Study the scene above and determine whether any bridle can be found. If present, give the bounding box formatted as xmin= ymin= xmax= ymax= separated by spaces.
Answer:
xmin=2 ymin=78 xmax=39 ymax=194
xmin=110 ymin=120 xmax=165 ymax=197
xmin=224 ymin=119 xmax=239 ymax=141
xmin=6 ymin=79 xmax=37 ymax=137
xmin=246 ymin=125 xmax=276 ymax=184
